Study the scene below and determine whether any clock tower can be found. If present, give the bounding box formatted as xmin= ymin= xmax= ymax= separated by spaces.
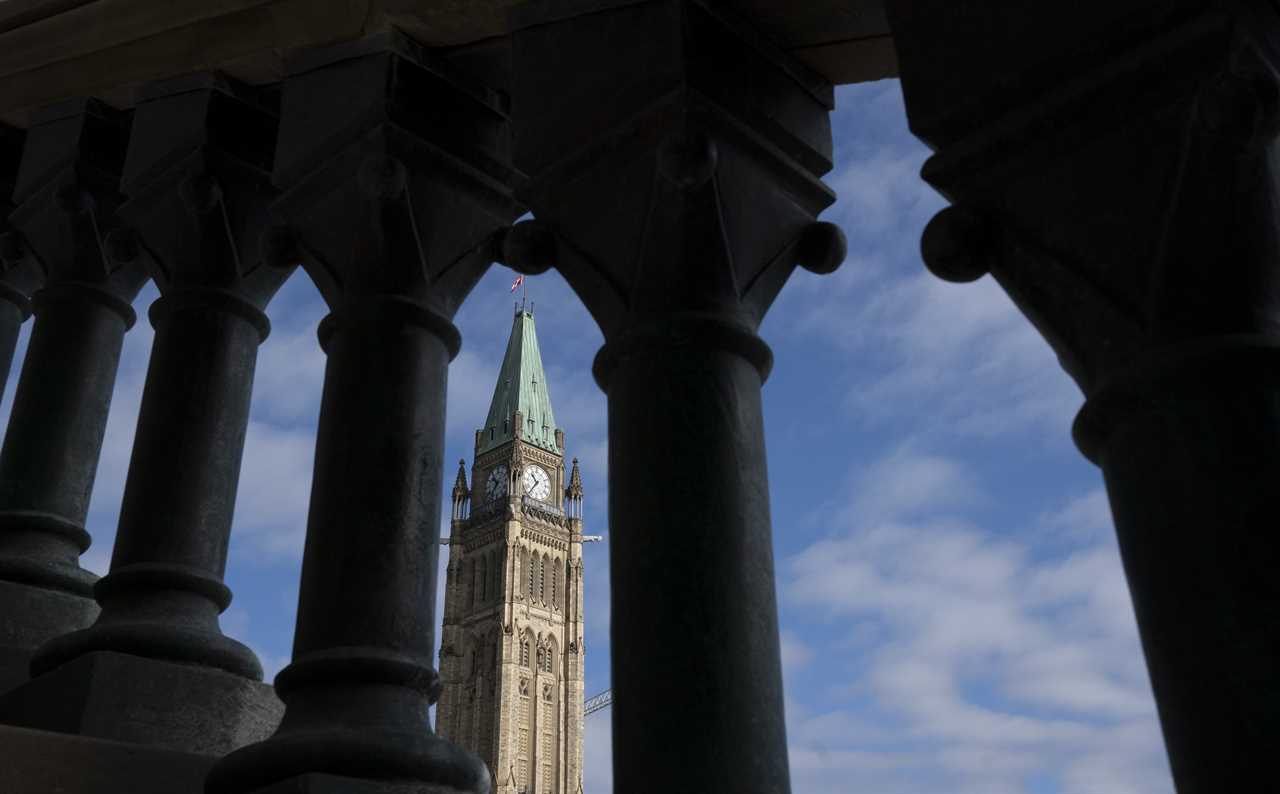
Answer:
xmin=437 ymin=307 xmax=587 ymax=794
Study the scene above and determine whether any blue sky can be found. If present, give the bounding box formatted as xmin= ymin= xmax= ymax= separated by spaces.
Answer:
xmin=0 ymin=79 xmax=1175 ymax=793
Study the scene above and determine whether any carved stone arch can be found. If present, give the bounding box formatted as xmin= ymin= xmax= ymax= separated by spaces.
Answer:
xmin=545 ymin=634 xmax=559 ymax=677
xmin=519 ymin=544 xmax=531 ymax=599
xmin=519 ymin=627 xmax=534 ymax=668
xmin=551 ymin=555 xmax=561 ymax=608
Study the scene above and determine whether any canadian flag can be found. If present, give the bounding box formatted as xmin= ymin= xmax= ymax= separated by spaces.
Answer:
xmin=510 ymin=274 xmax=524 ymax=292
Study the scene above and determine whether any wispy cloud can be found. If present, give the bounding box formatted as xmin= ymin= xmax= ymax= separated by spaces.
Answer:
xmin=782 ymin=451 xmax=1170 ymax=794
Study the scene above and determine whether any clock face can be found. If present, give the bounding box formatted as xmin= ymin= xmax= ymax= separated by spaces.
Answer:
xmin=523 ymin=465 xmax=551 ymax=501
xmin=485 ymin=465 xmax=508 ymax=500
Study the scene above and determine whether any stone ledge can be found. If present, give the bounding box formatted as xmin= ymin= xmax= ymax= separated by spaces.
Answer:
xmin=252 ymin=773 xmax=473 ymax=794
xmin=0 ymin=649 xmax=283 ymax=756
xmin=0 ymin=722 xmax=216 ymax=794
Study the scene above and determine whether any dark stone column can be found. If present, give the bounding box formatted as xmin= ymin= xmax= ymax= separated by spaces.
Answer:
xmin=888 ymin=4 xmax=1280 ymax=790
xmin=0 ymin=74 xmax=290 ymax=755
xmin=206 ymin=32 xmax=520 ymax=794
xmin=0 ymin=100 xmax=146 ymax=693
xmin=0 ymin=124 xmax=42 ymax=406
xmin=508 ymin=4 xmax=845 ymax=791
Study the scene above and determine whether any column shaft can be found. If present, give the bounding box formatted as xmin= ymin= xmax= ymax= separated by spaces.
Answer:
xmin=0 ymin=289 xmax=128 ymax=687
xmin=31 ymin=291 xmax=267 ymax=680
xmin=602 ymin=328 xmax=788 ymax=794
xmin=1076 ymin=346 xmax=1280 ymax=790
xmin=0 ymin=290 xmax=130 ymax=592
xmin=294 ymin=308 xmax=445 ymax=668
xmin=206 ymin=300 xmax=487 ymax=793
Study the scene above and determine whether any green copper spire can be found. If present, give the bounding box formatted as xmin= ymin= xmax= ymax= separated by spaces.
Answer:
xmin=478 ymin=308 xmax=561 ymax=455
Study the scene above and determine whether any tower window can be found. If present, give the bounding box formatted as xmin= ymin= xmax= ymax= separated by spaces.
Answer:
xmin=520 ymin=638 xmax=530 ymax=667
xmin=489 ymin=427 xmax=494 ymax=440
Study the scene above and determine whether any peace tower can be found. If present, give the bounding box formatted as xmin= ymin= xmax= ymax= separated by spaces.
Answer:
xmin=437 ymin=307 xmax=586 ymax=794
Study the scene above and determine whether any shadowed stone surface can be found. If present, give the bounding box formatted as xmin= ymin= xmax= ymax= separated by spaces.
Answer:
xmin=508 ymin=3 xmax=843 ymax=792
xmin=205 ymin=30 xmax=519 ymax=794
xmin=0 ymin=98 xmax=146 ymax=693
xmin=0 ymin=723 xmax=216 ymax=794
xmin=12 ymin=73 xmax=290 ymax=753
xmin=0 ymin=650 xmax=282 ymax=756
xmin=251 ymin=774 xmax=470 ymax=794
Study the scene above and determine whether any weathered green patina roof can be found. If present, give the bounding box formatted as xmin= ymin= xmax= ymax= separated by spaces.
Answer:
xmin=478 ymin=308 xmax=560 ymax=456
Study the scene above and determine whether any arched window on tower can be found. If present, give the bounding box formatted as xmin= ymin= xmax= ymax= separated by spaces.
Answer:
xmin=490 ymin=549 xmax=500 ymax=601
xmin=478 ymin=555 xmax=487 ymax=602
xmin=551 ymin=562 xmax=559 ymax=608
xmin=539 ymin=556 xmax=546 ymax=603
xmin=520 ymin=636 xmax=531 ymax=667
xmin=527 ymin=552 xmax=535 ymax=599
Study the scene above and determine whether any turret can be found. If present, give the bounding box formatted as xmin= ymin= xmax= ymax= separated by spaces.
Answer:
xmin=450 ymin=459 xmax=470 ymax=522
xmin=565 ymin=458 xmax=584 ymax=521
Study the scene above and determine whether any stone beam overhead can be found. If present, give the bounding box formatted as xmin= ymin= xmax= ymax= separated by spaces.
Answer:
xmin=0 ymin=0 xmax=894 ymax=125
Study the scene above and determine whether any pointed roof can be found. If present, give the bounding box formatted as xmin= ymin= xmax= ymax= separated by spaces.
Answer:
xmin=567 ymin=457 xmax=583 ymax=496
xmin=452 ymin=459 xmax=469 ymax=498
xmin=478 ymin=308 xmax=561 ymax=456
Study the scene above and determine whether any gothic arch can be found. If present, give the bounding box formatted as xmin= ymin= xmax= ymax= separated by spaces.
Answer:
xmin=545 ymin=634 xmax=559 ymax=676
xmin=551 ymin=556 xmax=561 ymax=610
xmin=519 ymin=628 xmax=533 ymax=668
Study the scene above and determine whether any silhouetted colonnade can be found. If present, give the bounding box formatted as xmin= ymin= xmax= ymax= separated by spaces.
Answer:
xmin=0 ymin=3 xmax=1274 ymax=793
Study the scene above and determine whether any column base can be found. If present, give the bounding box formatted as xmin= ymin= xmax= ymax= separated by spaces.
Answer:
xmin=0 ymin=650 xmax=283 ymax=756
xmin=249 ymin=774 xmax=474 ymax=794
xmin=0 ymin=722 xmax=216 ymax=794
xmin=0 ymin=576 xmax=99 ymax=693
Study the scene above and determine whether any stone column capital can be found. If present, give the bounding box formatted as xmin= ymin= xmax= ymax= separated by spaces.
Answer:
xmin=509 ymin=1 xmax=845 ymax=362
xmin=897 ymin=4 xmax=1280 ymax=397
xmin=268 ymin=30 xmax=522 ymax=328
xmin=0 ymin=123 xmax=42 ymax=318
xmin=7 ymin=99 xmax=146 ymax=310
xmin=116 ymin=72 xmax=293 ymax=319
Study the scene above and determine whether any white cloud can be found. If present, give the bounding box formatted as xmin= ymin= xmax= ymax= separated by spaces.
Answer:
xmin=841 ymin=446 xmax=982 ymax=524
xmin=783 ymin=451 xmax=1171 ymax=794
xmin=781 ymin=630 xmax=814 ymax=672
